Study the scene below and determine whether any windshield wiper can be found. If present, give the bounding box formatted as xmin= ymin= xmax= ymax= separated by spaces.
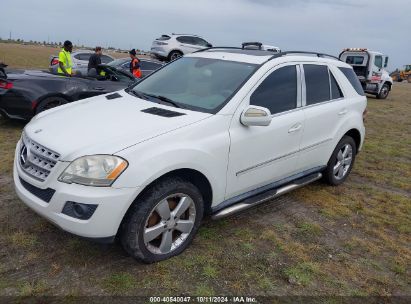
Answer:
xmin=143 ymin=93 xmax=184 ymax=108
xmin=127 ymin=89 xmax=149 ymax=100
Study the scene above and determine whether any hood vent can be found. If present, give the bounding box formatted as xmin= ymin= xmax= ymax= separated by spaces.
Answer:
xmin=141 ymin=107 xmax=185 ymax=118
xmin=106 ymin=93 xmax=123 ymax=100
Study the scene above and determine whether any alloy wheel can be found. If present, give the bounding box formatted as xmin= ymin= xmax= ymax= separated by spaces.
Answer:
xmin=170 ymin=52 xmax=182 ymax=61
xmin=143 ymin=194 xmax=196 ymax=255
xmin=333 ymin=144 xmax=353 ymax=180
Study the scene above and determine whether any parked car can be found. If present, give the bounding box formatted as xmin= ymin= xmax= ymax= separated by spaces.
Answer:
xmin=0 ymin=65 xmax=136 ymax=120
xmin=14 ymin=46 xmax=366 ymax=263
xmin=49 ymin=50 xmax=114 ymax=76
xmin=107 ymin=58 xmax=164 ymax=77
xmin=339 ymin=48 xmax=393 ymax=99
xmin=151 ymin=33 xmax=212 ymax=61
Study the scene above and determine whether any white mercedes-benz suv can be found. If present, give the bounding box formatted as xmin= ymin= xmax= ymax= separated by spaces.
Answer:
xmin=14 ymin=46 xmax=367 ymax=263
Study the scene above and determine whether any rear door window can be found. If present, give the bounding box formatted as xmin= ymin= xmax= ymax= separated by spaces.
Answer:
xmin=191 ymin=37 xmax=209 ymax=47
xmin=304 ymin=64 xmax=330 ymax=105
xmin=338 ymin=67 xmax=365 ymax=96
xmin=176 ymin=36 xmax=194 ymax=44
xmin=250 ymin=65 xmax=297 ymax=115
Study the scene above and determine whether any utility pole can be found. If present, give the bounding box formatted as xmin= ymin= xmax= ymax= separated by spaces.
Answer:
xmin=9 ymin=31 xmax=11 ymax=40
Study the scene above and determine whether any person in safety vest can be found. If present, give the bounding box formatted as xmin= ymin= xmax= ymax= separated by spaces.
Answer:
xmin=58 ymin=40 xmax=73 ymax=76
xmin=88 ymin=46 xmax=105 ymax=77
xmin=129 ymin=49 xmax=142 ymax=78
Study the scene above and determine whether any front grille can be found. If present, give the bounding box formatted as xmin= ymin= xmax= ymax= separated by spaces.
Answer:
xmin=19 ymin=133 xmax=60 ymax=182
xmin=19 ymin=177 xmax=55 ymax=203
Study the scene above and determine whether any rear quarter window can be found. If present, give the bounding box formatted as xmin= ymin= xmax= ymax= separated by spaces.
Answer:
xmin=338 ymin=67 xmax=365 ymax=96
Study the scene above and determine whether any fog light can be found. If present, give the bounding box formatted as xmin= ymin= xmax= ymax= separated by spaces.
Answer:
xmin=62 ymin=202 xmax=98 ymax=220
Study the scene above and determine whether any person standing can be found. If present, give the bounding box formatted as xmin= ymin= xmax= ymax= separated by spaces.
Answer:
xmin=129 ymin=49 xmax=142 ymax=78
xmin=88 ymin=46 xmax=102 ymax=76
xmin=58 ymin=40 xmax=73 ymax=76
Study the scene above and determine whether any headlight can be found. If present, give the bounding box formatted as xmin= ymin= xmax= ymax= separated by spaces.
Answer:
xmin=58 ymin=155 xmax=128 ymax=187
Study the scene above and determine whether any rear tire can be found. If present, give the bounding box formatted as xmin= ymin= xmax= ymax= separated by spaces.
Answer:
xmin=167 ymin=51 xmax=183 ymax=62
xmin=35 ymin=96 xmax=69 ymax=114
xmin=376 ymin=83 xmax=390 ymax=99
xmin=120 ymin=177 xmax=204 ymax=263
xmin=323 ymin=136 xmax=357 ymax=186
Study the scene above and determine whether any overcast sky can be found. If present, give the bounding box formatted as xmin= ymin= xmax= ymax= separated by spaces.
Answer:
xmin=1 ymin=0 xmax=410 ymax=69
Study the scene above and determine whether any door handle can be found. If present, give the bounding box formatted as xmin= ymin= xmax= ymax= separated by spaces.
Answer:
xmin=288 ymin=123 xmax=302 ymax=133
xmin=93 ymin=87 xmax=105 ymax=91
xmin=338 ymin=109 xmax=348 ymax=116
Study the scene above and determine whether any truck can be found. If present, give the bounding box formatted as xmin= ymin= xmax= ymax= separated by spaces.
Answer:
xmin=339 ymin=48 xmax=393 ymax=99
xmin=390 ymin=65 xmax=411 ymax=83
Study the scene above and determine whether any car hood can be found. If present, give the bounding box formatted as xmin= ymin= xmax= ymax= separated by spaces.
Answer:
xmin=24 ymin=91 xmax=212 ymax=161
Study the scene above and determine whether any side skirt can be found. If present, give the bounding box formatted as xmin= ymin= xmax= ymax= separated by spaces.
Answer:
xmin=211 ymin=167 xmax=325 ymax=220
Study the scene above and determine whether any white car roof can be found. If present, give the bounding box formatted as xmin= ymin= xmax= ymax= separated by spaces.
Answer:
xmin=187 ymin=49 xmax=352 ymax=68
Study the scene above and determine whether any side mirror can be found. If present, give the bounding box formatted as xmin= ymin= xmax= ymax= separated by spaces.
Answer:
xmin=240 ymin=106 xmax=272 ymax=127
xmin=207 ymin=43 xmax=213 ymax=48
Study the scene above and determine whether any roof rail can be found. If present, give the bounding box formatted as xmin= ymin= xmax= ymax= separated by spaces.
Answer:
xmin=268 ymin=51 xmax=340 ymax=61
xmin=193 ymin=48 xmax=341 ymax=62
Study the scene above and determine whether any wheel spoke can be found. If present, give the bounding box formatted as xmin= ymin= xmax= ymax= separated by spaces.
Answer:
xmin=144 ymin=223 xmax=166 ymax=243
xmin=343 ymin=156 xmax=352 ymax=166
xmin=156 ymin=199 xmax=171 ymax=220
xmin=175 ymin=219 xmax=194 ymax=233
xmin=344 ymin=145 xmax=352 ymax=157
xmin=333 ymin=162 xmax=341 ymax=175
xmin=159 ymin=230 xmax=173 ymax=253
xmin=337 ymin=150 xmax=343 ymax=161
xmin=173 ymin=196 xmax=192 ymax=218
xmin=338 ymin=166 xmax=345 ymax=178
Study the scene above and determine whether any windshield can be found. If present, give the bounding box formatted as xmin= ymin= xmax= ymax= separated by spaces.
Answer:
xmin=130 ymin=57 xmax=257 ymax=113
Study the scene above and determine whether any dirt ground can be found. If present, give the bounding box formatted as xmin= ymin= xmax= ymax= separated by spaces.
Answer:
xmin=0 ymin=81 xmax=410 ymax=296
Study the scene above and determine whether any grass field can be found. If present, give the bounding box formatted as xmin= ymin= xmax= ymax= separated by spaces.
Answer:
xmin=0 ymin=42 xmax=131 ymax=69
xmin=0 ymin=45 xmax=410 ymax=298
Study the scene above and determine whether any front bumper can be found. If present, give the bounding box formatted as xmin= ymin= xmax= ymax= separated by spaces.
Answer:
xmin=150 ymin=47 xmax=168 ymax=58
xmin=13 ymin=140 xmax=140 ymax=239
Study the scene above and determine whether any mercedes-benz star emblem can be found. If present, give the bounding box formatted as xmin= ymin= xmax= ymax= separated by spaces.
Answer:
xmin=20 ymin=144 xmax=28 ymax=167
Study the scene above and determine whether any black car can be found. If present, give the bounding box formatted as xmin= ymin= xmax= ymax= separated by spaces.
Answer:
xmin=0 ymin=65 xmax=137 ymax=120
xmin=107 ymin=58 xmax=164 ymax=77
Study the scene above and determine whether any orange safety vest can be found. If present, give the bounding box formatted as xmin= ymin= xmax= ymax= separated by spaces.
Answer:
xmin=130 ymin=58 xmax=142 ymax=78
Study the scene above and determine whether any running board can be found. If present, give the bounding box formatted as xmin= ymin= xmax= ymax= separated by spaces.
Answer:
xmin=211 ymin=172 xmax=322 ymax=220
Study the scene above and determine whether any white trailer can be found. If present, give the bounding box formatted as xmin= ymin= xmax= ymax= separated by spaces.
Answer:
xmin=339 ymin=48 xmax=393 ymax=99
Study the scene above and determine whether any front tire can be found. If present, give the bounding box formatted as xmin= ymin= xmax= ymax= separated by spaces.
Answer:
xmin=167 ymin=51 xmax=183 ymax=62
xmin=35 ymin=96 xmax=69 ymax=114
xmin=120 ymin=177 xmax=204 ymax=263
xmin=377 ymin=83 xmax=390 ymax=99
xmin=323 ymin=136 xmax=357 ymax=186
xmin=407 ymin=75 xmax=411 ymax=83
